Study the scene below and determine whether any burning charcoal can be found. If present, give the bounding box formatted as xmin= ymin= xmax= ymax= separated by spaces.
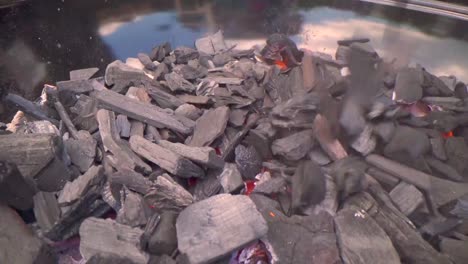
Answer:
xmin=92 ymin=82 xmax=195 ymax=135
xmin=189 ymin=106 xmax=230 ymax=147
xmin=366 ymin=154 xmax=468 ymax=207
xmin=331 ymin=157 xmax=368 ymax=201
xmin=337 ymin=37 xmax=370 ymax=46
xmin=164 ymin=72 xmax=195 ymax=93
xmin=58 ymin=165 xmax=105 ymax=206
xmin=145 ymin=174 xmax=194 ymax=212
xmin=69 ymin=67 xmax=99 ymax=81
xmin=291 ymin=161 xmax=326 ymax=215
xmin=176 ymin=194 xmax=268 ymax=264
xmin=0 ymin=133 xmax=70 ymax=192
xmin=64 ymin=130 xmax=97 ymax=173
xmin=157 ymin=140 xmax=224 ymax=169
xmin=235 ymin=241 xmax=270 ymax=264
xmin=335 ymin=208 xmax=400 ymax=264
xmin=426 ymin=156 xmax=463 ymax=182
xmin=389 ymin=182 xmax=424 ymax=216
xmin=217 ymin=163 xmax=244 ymax=193
xmin=0 ymin=203 xmax=57 ymax=263
xmin=228 ymin=109 xmax=248 ymax=127
xmin=173 ymin=46 xmax=199 ymax=64
xmin=271 ymin=130 xmax=314 ymax=161
xmin=430 ymin=137 xmax=447 ymax=161
xmin=367 ymin=167 xmax=400 ymax=191
xmin=251 ymin=194 xmax=340 ymax=264
xmin=346 ymin=193 xmax=452 ymax=264
xmin=260 ymin=33 xmax=303 ymax=69
xmin=96 ymin=109 xmax=152 ymax=174
xmin=393 ymin=67 xmax=424 ymax=103
xmin=445 ymin=137 xmax=468 ymax=177
xmin=234 ymin=145 xmax=262 ymax=180
xmin=195 ymin=30 xmax=229 ymax=55
xmin=130 ymin=135 xmax=204 ymax=178
xmin=79 ymin=217 xmax=149 ymax=264
xmin=150 ymin=42 xmax=171 ymax=61
xmin=104 ymin=60 xmax=152 ymax=93
xmin=116 ymin=115 xmax=131 ymax=138
xmin=350 ymin=124 xmax=376 ymax=156
xmin=147 ymin=211 xmax=178 ymax=255
xmin=0 ymin=161 xmax=35 ymax=210
xmin=308 ymin=148 xmax=332 ymax=166
xmin=116 ymin=187 xmax=147 ymax=227
xmin=384 ymin=125 xmax=430 ymax=160
xmin=254 ymin=177 xmax=286 ymax=195
xmin=137 ymin=53 xmax=157 ymax=71
xmin=174 ymin=103 xmax=202 ymax=121
xmin=440 ymin=237 xmax=468 ymax=264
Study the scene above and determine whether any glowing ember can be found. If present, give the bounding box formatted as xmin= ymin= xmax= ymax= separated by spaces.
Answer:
xmin=244 ymin=180 xmax=256 ymax=195
xmin=214 ymin=147 xmax=222 ymax=156
xmin=274 ymin=60 xmax=288 ymax=70
xmin=235 ymin=240 xmax=271 ymax=264
xmin=269 ymin=211 xmax=276 ymax=218
xmin=188 ymin=177 xmax=198 ymax=187
xmin=442 ymin=131 xmax=454 ymax=138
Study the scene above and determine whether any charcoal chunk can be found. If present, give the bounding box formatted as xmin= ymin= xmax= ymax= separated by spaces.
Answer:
xmin=147 ymin=211 xmax=178 ymax=255
xmin=218 ymin=163 xmax=244 ymax=193
xmin=69 ymin=67 xmax=99 ymax=81
xmin=291 ymin=161 xmax=326 ymax=215
xmin=164 ymin=72 xmax=195 ymax=92
xmin=104 ymin=60 xmax=152 ymax=93
xmin=189 ymin=106 xmax=230 ymax=147
xmin=0 ymin=161 xmax=35 ymax=210
xmin=235 ymin=145 xmax=262 ymax=180
xmin=173 ymin=46 xmax=199 ymax=64
xmin=137 ymin=53 xmax=157 ymax=71
xmin=271 ymin=130 xmax=314 ymax=161
xmin=176 ymin=194 xmax=268 ymax=264
xmin=394 ymin=67 xmax=423 ymax=103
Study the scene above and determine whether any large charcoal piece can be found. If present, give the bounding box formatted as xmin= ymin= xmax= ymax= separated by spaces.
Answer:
xmin=92 ymin=81 xmax=195 ymax=135
xmin=271 ymin=129 xmax=314 ymax=160
xmin=64 ymin=130 xmax=97 ymax=173
xmin=4 ymin=93 xmax=59 ymax=126
xmin=251 ymin=194 xmax=341 ymax=264
xmin=116 ymin=187 xmax=148 ymax=227
xmin=176 ymin=194 xmax=268 ymax=264
xmin=0 ymin=203 xmax=56 ymax=263
xmin=389 ymin=182 xmax=424 ymax=216
xmin=393 ymin=67 xmax=423 ymax=103
xmin=218 ymin=163 xmax=244 ymax=193
xmin=189 ymin=106 xmax=230 ymax=147
xmin=79 ymin=217 xmax=149 ymax=264
xmin=335 ymin=208 xmax=400 ymax=264
xmin=69 ymin=67 xmax=99 ymax=81
xmin=147 ymin=211 xmax=178 ymax=255
xmin=346 ymin=192 xmax=452 ymax=264
xmin=440 ymin=237 xmax=468 ymax=264
xmin=33 ymin=191 xmax=61 ymax=232
xmin=0 ymin=161 xmax=35 ymax=210
xmin=111 ymin=169 xmax=154 ymax=195
xmin=366 ymin=154 xmax=468 ymax=207
xmin=96 ymin=109 xmax=151 ymax=174
xmin=144 ymin=174 xmax=194 ymax=212
xmin=234 ymin=145 xmax=262 ymax=180
xmin=0 ymin=133 xmax=69 ymax=192
xmin=157 ymin=140 xmax=224 ymax=169
xmin=105 ymin=60 xmax=152 ymax=93
xmin=291 ymin=160 xmax=326 ymax=215
xmin=58 ymin=165 xmax=104 ymax=205
xmin=130 ymin=135 xmax=204 ymax=178
xmin=384 ymin=125 xmax=430 ymax=160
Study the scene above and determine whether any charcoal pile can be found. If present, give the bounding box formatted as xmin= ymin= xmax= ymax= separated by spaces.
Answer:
xmin=2 ymin=30 xmax=468 ymax=264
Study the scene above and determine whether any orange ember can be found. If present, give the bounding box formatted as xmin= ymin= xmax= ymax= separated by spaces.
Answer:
xmin=274 ymin=60 xmax=287 ymax=70
xmin=269 ymin=212 xmax=276 ymax=218
xmin=442 ymin=131 xmax=454 ymax=138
